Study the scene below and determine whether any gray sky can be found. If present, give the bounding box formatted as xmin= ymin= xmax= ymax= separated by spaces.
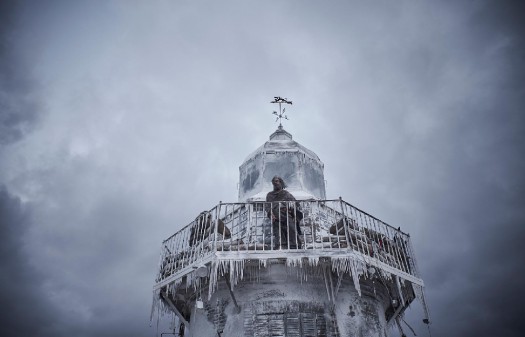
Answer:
xmin=1 ymin=1 xmax=524 ymax=336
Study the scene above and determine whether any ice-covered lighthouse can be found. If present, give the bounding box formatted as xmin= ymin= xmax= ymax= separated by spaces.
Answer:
xmin=152 ymin=97 xmax=430 ymax=336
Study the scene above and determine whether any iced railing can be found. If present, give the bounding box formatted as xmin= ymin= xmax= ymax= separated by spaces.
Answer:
xmin=154 ymin=199 xmax=422 ymax=290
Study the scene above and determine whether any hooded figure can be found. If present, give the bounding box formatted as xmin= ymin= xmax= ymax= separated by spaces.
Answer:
xmin=266 ymin=176 xmax=303 ymax=249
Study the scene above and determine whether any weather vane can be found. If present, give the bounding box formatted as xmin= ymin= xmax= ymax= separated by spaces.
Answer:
xmin=271 ymin=96 xmax=293 ymax=127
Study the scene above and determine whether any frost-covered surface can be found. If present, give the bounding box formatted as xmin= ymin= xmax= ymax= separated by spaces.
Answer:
xmin=153 ymin=262 xmax=405 ymax=337
xmin=152 ymin=199 xmax=429 ymax=336
xmin=238 ymin=127 xmax=326 ymax=201
xmin=154 ymin=200 xmax=420 ymax=289
xmin=152 ymin=128 xmax=430 ymax=336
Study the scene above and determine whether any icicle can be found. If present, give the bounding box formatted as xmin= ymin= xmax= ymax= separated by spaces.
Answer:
xmin=185 ymin=272 xmax=192 ymax=290
xmin=208 ymin=260 xmax=220 ymax=299
xmin=149 ymin=290 xmax=159 ymax=324
xmin=228 ymin=259 xmax=245 ymax=288
xmin=396 ymin=276 xmax=405 ymax=305
xmin=308 ymin=256 xmax=319 ymax=267
xmin=413 ymin=284 xmax=431 ymax=323
xmin=330 ymin=257 xmax=367 ymax=297
xmin=349 ymin=258 xmax=362 ymax=296
xmin=286 ymin=256 xmax=303 ymax=268
xmin=230 ymin=260 xmax=236 ymax=287
xmin=331 ymin=257 xmax=350 ymax=276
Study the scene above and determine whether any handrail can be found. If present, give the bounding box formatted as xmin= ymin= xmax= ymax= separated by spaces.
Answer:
xmin=155 ymin=199 xmax=418 ymax=286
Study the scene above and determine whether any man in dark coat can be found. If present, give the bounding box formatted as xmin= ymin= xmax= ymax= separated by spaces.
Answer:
xmin=266 ymin=176 xmax=303 ymax=249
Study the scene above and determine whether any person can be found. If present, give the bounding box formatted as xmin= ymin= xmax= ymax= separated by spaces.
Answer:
xmin=266 ymin=176 xmax=303 ymax=249
xmin=189 ymin=211 xmax=231 ymax=247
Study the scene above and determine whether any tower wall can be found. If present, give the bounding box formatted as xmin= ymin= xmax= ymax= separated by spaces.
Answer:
xmin=188 ymin=264 xmax=390 ymax=337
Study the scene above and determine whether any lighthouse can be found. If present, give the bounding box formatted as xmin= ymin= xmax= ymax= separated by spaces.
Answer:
xmin=152 ymin=98 xmax=429 ymax=336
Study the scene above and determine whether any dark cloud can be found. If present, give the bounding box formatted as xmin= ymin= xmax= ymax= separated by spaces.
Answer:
xmin=0 ymin=186 xmax=60 ymax=336
xmin=0 ymin=1 xmax=524 ymax=337
xmin=401 ymin=13 xmax=525 ymax=337
xmin=6 ymin=157 xmax=170 ymax=336
xmin=0 ymin=1 xmax=39 ymax=145
xmin=417 ymin=2 xmax=525 ymax=335
xmin=417 ymin=158 xmax=525 ymax=336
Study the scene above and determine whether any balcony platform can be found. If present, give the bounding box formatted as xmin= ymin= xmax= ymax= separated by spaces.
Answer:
xmin=153 ymin=200 xmax=424 ymax=297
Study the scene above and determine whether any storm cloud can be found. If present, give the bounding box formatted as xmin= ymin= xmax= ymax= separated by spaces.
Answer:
xmin=1 ymin=1 xmax=524 ymax=336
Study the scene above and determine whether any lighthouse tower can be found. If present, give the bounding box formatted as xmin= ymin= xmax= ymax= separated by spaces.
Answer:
xmin=152 ymin=99 xmax=429 ymax=336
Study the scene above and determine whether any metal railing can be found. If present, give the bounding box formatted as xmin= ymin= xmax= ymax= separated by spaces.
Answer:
xmin=155 ymin=199 xmax=418 ymax=285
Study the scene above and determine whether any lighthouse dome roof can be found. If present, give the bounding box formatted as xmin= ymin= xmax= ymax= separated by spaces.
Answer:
xmin=238 ymin=126 xmax=326 ymax=202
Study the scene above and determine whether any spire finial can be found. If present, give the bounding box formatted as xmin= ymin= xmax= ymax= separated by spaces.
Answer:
xmin=271 ymin=96 xmax=293 ymax=127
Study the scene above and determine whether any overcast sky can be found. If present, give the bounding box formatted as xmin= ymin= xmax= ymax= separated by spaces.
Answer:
xmin=1 ymin=1 xmax=524 ymax=336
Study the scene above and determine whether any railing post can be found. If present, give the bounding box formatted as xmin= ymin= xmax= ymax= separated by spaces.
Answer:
xmin=250 ymin=202 xmax=257 ymax=251
xmin=213 ymin=203 xmax=220 ymax=253
xmin=338 ymin=197 xmax=351 ymax=252
xmin=278 ymin=201 xmax=282 ymax=249
xmin=406 ymin=234 xmax=419 ymax=277
xmin=156 ymin=240 xmax=167 ymax=281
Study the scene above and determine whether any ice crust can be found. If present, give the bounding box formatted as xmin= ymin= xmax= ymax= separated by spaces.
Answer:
xmin=239 ymin=127 xmax=326 ymax=201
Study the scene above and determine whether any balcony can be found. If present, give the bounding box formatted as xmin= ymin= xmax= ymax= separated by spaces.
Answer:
xmin=153 ymin=199 xmax=424 ymax=295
